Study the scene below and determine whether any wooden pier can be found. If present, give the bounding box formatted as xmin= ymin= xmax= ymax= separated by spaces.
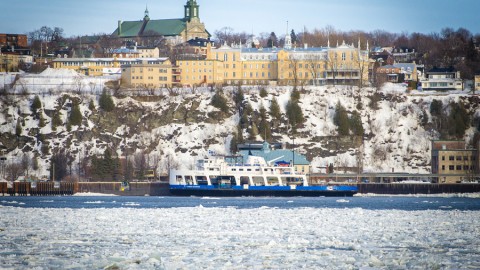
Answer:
xmin=2 ymin=181 xmax=77 ymax=196
xmin=1 ymin=181 xmax=479 ymax=196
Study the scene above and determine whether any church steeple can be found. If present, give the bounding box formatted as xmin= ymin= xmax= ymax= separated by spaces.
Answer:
xmin=144 ymin=5 xmax=150 ymax=21
xmin=184 ymin=0 xmax=199 ymax=21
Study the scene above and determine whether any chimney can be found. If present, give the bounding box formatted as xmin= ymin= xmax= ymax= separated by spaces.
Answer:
xmin=118 ymin=20 xmax=122 ymax=35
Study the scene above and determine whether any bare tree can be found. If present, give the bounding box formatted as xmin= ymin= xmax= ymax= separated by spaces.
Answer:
xmin=287 ymin=55 xmax=301 ymax=89
xmin=162 ymin=154 xmax=179 ymax=175
xmin=6 ymin=162 xmax=22 ymax=182
xmin=304 ymin=53 xmax=325 ymax=86
xmin=74 ymin=75 xmax=83 ymax=94
xmin=326 ymin=50 xmax=341 ymax=85
xmin=133 ymin=150 xmax=147 ymax=181
xmin=21 ymin=154 xmax=31 ymax=177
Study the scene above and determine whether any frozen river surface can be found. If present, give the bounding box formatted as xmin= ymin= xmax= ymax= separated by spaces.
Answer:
xmin=1 ymin=196 xmax=480 ymax=269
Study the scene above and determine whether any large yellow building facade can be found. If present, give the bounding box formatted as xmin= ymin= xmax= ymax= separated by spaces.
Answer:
xmin=178 ymin=40 xmax=370 ymax=87
xmin=431 ymin=140 xmax=479 ymax=183
xmin=120 ymin=59 xmax=179 ymax=88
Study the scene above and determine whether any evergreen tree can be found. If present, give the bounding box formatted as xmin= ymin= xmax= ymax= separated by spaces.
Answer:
xmin=233 ymin=88 xmax=244 ymax=110
xmin=51 ymin=151 xmax=68 ymax=181
xmin=51 ymin=112 xmax=62 ymax=131
xmin=229 ymin=132 xmax=238 ymax=154
xmin=240 ymin=103 xmax=253 ymax=129
xmin=291 ymin=89 xmax=300 ymax=101
xmin=448 ymin=101 xmax=470 ymax=138
xmin=349 ymin=111 xmax=364 ymax=136
xmin=334 ymin=102 xmax=349 ymax=135
xmin=31 ymin=95 xmax=42 ymax=116
xmin=259 ymin=87 xmax=268 ymax=98
xmin=286 ymin=99 xmax=304 ymax=133
xmin=249 ymin=122 xmax=259 ymax=140
xmin=368 ymin=93 xmax=381 ymax=110
xmin=99 ymin=89 xmax=115 ymax=112
xmin=15 ymin=118 xmax=22 ymax=136
xmin=69 ymin=100 xmax=82 ymax=126
xmin=39 ymin=113 xmax=46 ymax=128
xmin=88 ymin=99 xmax=95 ymax=111
xmin=237 ymin=123 xmax=244 ymax=143
xmin=290 ymin=29 xmax=298 ymax=44
xmin=211 ymin=90 xmax=229 ymax=113
xmin=258 ymin=103 xmax=271 ymax=141
xmin=267 ymin=32 xmax=278 ymax=48
xmin=269 ymin=97 xmax=281 ymax=120
xmin=430 ymin=99 xmax=443 ymax=116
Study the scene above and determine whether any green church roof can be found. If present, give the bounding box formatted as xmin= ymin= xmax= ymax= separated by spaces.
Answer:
xmin=113 ymin=18 xmax=187 ymax=38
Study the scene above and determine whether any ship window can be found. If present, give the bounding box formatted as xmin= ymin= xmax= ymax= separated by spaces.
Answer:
xmin=239 ymin=169 xmax=244 ymax=171
xmin=255 ymin=169 xmax=260 ymax=171
xmin=264 ymin=169 xmax=268 ymax=171
xmin=247 ymin=169 xmax=252 ymax=171
xmin=232 ymin=169 xmax=236 ymax=171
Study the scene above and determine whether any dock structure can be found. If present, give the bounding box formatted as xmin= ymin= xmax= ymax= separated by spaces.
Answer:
xmin=1 ymin=181 xmax=77 ymax=196
xmin=0 ymin=180 xmax=479 ymax=196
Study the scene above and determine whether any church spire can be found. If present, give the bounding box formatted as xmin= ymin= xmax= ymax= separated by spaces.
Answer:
xmin=144 ymin=5 xmax=150 ymax=21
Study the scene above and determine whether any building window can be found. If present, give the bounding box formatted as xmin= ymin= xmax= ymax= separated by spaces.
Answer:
xmin=463 ymin=156 xmax=468 ymax=160
xmin=456 ymin=165 xmax=462 ymax=170
xmin=449 ymin=165 xmax=454 ymax=170
xmin=449 ymin=156 xmax=454 ymax=161
xmin=342 ymin=52 xmax=346 ymax=61
xmin=441 ymin=165 xmax=445 ymax=170
xmin=456 ymin=156 xmax=462 ymax=160
xmin=441 ymin=156 xmax=445 ymax=161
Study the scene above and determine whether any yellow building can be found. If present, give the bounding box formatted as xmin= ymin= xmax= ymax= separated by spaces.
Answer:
xmin=177 ymin=58 xmax=223 ymax=86
xmin=431 ymin=140 xmax=479 ymax=183
xmin=177 ymin=39 xmax=369 ymax=87
xmin=121 ymin=59 xmax=179 ymax=88
xmin=52 ymin=57 xmax=168 ymax=76
xmin=0 ymin=53 xmax=22 ymax=72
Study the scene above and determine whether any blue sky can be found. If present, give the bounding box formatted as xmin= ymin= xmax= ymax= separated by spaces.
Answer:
xmin=2 ymin=0 xmax=479 ymax=38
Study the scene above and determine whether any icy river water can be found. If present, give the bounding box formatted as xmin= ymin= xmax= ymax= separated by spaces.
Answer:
xmin=1 ymin=195 xmax=480 ymax=269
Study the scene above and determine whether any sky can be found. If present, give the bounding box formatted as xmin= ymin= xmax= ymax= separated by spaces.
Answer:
xmin=1 ymin=0 xmax=479 ymax=38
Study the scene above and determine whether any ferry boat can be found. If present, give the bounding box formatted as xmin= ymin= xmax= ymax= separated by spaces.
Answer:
xmin=169 ymin=154 xmax=357 ymax=197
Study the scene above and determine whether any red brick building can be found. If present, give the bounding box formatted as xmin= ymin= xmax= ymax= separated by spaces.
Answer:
xmin=0 ymin=34 xmax=28 ymax=48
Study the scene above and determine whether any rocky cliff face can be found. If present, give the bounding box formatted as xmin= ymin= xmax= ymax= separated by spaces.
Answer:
xmin=0 ymin=84 xmax=479 ymax=180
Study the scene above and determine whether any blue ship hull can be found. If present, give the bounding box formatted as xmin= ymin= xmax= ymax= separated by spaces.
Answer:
xmin=170 ymin=185 xmax=358 ymax=197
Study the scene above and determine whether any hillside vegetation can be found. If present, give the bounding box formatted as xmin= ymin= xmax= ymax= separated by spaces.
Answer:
xmin=0 ymin=84 xmax=479 ymax=181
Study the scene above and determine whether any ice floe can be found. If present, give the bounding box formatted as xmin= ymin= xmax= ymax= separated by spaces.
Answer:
xmin=1 ymin=206 xmax=479 ymax=269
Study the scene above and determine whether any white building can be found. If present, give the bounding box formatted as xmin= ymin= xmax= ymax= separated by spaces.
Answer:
xmin=420 ymin=67 xmax=463 ymax=91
